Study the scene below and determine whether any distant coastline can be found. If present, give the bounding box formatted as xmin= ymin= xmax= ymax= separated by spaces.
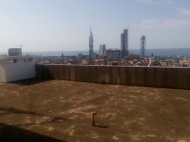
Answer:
xmin=1 ymin=48 xmax=190 ymax=57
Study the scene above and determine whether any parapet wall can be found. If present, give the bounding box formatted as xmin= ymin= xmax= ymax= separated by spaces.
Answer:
xmin=35 ymin=64 xmax=190 ymax=90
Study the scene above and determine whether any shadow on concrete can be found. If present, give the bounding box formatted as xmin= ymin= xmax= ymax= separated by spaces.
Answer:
xmin=10 ymin=78 xmax=52 ymax=86
xmin=0 ymin=106 xmax=44 ymax=116
xmin=94 ymin=124 xmax=109 ymax=129
xmin=0 ymin=122 xmax=65 ymax=142
xmin=35 ymin=64 xmax=55 ymax=80
xmin=0 ymin=106 xmax=68 ymax=122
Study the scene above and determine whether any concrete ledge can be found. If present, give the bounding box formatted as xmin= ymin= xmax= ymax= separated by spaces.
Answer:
xmin=35 ymin=64 xmax=190 ymax=90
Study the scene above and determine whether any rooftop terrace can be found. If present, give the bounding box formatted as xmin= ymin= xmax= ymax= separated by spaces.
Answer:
xmin=0 ymin=79 xmax=190 ymax=142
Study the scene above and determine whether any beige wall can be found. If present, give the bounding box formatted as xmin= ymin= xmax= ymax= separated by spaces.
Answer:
xmin=36 ymin=64 xmax=190 ymax=90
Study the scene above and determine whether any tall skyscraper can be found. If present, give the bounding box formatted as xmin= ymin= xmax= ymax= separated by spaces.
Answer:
xmin=140 ymin=35 xmax=146 ymax=57
xmin=99 ymin=44 xmax=106 ymax=56
xmin=120 ymin=29 xmax=128 ymax=57
xmin=89 ymin=26 xmax=94 ymax=60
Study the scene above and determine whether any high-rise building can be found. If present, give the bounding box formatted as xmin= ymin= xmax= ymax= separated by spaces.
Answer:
xmin=120 ymin=29 xmax=128 ymax=57
xmin=99 ymin=44 xmax=106 ymax=57
xmin=140 ymin=35 xmax=146 ymax=57
xmin=89 ymin=26 xmax=94 ymax=60
xmin=8 ymin=48 xmax=22 ymax=56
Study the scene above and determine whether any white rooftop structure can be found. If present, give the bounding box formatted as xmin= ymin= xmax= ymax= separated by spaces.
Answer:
xmin=0 ymin=55 xmax=38 ymax=82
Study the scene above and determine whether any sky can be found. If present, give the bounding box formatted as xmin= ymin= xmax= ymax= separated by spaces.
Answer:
xmin=0 ymin=0 xmax=190 ymax=52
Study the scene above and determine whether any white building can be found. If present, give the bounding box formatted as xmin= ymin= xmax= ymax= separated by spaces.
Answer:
xmin=0 ymin=55 xmax=38 ymax=82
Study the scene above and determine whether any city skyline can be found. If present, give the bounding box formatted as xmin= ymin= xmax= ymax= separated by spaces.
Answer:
xmin=0 ymin=0 xmax=190 ymax=53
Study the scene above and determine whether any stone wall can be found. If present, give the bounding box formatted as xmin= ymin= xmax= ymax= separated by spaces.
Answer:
xmin=35 ymin=64 xmax=190 ymax=90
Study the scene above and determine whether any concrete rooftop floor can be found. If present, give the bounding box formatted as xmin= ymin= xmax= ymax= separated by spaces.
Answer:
xmin=0 ymin=79 xmax=190 ymax=142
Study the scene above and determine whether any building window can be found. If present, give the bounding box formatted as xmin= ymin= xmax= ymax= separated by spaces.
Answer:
xmin=24 ymin=58 xmax=33 ymax=62
xmin=7 ymin=59 xmax=17 ymax=63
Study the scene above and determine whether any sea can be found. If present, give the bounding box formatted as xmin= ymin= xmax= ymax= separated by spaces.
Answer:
xmin=1 ymin=48 xmax=190 ymax=57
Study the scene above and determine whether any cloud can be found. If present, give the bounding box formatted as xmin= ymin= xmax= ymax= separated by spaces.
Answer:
xmin=176 ymin=8 xmax=190 ymax=16
xmin=140 ymin=18 xmax=190 ymax=29
xmin=137 ymin=0 xmax=174 ymax=5
xmin=166 ymin=0 xmax=174 ymax=5
xmin=137 ymin=0 xmax=157 ymax=4
xmin=140 ymin=19 xmax=159 ymax=29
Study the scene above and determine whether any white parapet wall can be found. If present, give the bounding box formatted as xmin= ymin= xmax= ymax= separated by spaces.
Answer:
xmin=0 ymin=55 xmax=38 ymax=82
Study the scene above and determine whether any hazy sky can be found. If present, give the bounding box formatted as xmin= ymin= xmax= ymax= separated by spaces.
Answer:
xmin=0 ymin=0 xmax=190 ymax=52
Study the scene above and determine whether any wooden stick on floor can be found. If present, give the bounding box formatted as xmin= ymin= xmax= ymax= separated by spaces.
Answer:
xmin=91 ymin=112 xmax=97 ymax=126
